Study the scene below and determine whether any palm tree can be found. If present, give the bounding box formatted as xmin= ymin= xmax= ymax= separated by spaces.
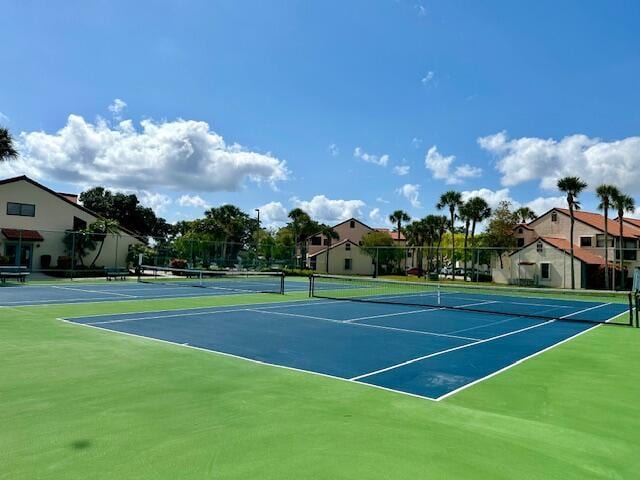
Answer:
xmin=0 ymin=127 xmax=18 ymax=162
xmin=317 ymin=224 xmax=339 ymax=273
xmin=458 ymin=202 xmax=473 ymax=280
xmin=612 ymin=192 xmax=635 ymax=290
xmin=404 ymin=221 xmax=423 ymax=275
xmin=557 ymin=176 xmax=587 ymax=289
xmin=389 ymin=210 xmax=411 ymax=241
xmin=514 ymin=206 xmax=536 ymax=224
xmin=466 ymin=197 xmax=491 ymax=279
xmin=437 ymin=191 xmax=463 ymax=279
xmin=287 ymin=208 xmax=317 ymax=268
xmin=596 ymin=184 xmax=621 ymax=290
xmin=88 ymin=219 xmax=121 ymax=268
xmin=433 ymin=215 xmax=449 ymax=276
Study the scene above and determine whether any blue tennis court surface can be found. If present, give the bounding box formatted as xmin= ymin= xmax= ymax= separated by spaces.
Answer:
xmin=63 ymin=296 xmax=629 ymax=400
xmin=0 ymin=278 xmax=309 ymax=306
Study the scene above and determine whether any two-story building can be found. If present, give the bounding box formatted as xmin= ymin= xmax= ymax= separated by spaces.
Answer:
xmin=305 ymin=218 xmax=406 ymax=275
xmin=0 ymin=175 xmax=143 ymax=273
xmin=498 ymin=207 xmax=640 ymax=289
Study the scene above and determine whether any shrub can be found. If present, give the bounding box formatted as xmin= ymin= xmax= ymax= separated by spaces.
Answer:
xmin=169 ymin=258 xmax=188 ymax=270
xmin=57 ymin=256 xmax=72 ymax=269
xmin=0 ymin=255 xmax=11 ymax=265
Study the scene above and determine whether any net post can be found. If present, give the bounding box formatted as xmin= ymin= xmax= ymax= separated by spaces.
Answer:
xmin=280 ymin=272 xmax=285 ymax=294
xmin=628 ymin=292 xmax=634 ymax=327
xmin=635 ymin=292 xmax=639 ymax=328
xmin=308 ymin=275 xmax=314 ymax=298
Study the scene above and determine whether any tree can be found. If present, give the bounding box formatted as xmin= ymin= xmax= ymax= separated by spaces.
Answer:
xmin=88 ymin=219 xmax=121 ymax=268
xmin=79 ymin=187 xmax=171 ymax=240
xmin=360 ymin=231 xmax=402 ymax=276
xmin=436 ymin=191 xmax=463 ymax=279
xmin=484 ymin=201 xmax=519 ymax=269
xmin=63 ymin=230 xmax=96 ymax=267
xmin=465 ymin=197 xmax=491 ymax=279
xmin=514 ymin=206 xmax=536 ymax=224
xmin=458 ymin=201 xmax=474 ymax=279
xmin=287 ymin=208 xmax=319 ymax=268
xmin=557 ymin=176 xmax=587 ymax=289
xmin=596 ymin=184 xmax=621 ymax=290
xmin=0 ymin=127 xmax=19 ymax=162
xmin=433 ymin=215 xmax=449 ymax=274
xmin=405 ymin=218 xmax=430 ymax=276
xmin=389 ymin=210 xmax=411 ymax=241
xmin=317 ymin=224 xmax=340 ymax=273
xmin=611 ymin=192 xmax=635 ymax=290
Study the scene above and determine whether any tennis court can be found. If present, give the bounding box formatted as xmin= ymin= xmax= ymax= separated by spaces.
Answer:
xmin=63 ymin=274 xmax=632 ymax=400
xmin=0 ymin=272 xmax=308 ymax=306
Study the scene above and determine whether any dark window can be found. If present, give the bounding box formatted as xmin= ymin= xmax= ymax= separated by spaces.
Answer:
xmin=551 ymin=212 xmax=558 ymax=222
xmin=407 ymin=251 xmax=413 ymax=258
xmin=541 ymin=263 xmax=550 ymax=279
xmin=580 ymin=237 xmax=592 ymax=247
xmin=350 ymin=220 xmax=355 ymax=228
xmin=345 ymin=243 xmax=351 ymax=251
xmin=536 ymin=241 xmax=543 ymax=253
xmin=517 ymin=238 xmax=525 ymax=247
xmin=73 ymin=216 xmax=87 ymax=231
xmin=323 ymin=238 xmax=329 ymax=246
xmin=311 ymin=236 xmax=321 ymax=246
xmin=518 ymin=228 xmax=523 ymax=234
xmin=596 ymin=235 xmax=614 ymax=247
xmin=615 ymin=239 xmax=637 ymax=260
xmin=344 ymin=258 xmax=352 ymax=270
xmin=7 ymin=202 xmax=36 ymax=217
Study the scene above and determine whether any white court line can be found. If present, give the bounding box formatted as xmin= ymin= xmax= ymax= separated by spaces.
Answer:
xmin=344 ymin=308 xmax=438 ymax=323
xmin=51 ymin=285 xmax=137 ymax=298
xmin=61 ymin=319 xmax=439 ymax=403
xmin=559 ymin=302 xmax=611 ymax=319
xmin=349 ymin=321 xmax=551 ymax=381
xmin=87 ymin=300 xmax=345 ymax=325
xmin=248 ymin=308 xmax=480 ymax=341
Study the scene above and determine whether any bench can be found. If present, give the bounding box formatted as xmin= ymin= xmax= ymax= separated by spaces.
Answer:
xmin=105 ymin=267 xmax=130 ymax=281
xmin=0 ymin=266 xmax=29 ymax=284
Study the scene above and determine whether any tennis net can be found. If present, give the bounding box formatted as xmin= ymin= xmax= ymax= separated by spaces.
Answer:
xmin=139 ymin=265 xmax=285 ymax=294
xmin=310 ymin=274 xmax=635 ymax=326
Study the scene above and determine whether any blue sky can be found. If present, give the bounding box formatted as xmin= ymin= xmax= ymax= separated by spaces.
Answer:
xmin=1 ymin=0 xmax=639 ymax=228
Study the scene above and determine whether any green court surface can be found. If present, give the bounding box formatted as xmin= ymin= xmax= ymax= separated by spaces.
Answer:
xmin=2 ymin=290 xmax=640 ymax=479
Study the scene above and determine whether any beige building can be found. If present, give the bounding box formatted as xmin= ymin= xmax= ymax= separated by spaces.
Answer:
xmin=305 ymin=218 xmax=405 ymax=275
xmin=502 ymin=208 xmax=640 ymax=288
xmin=0 ymin=175 xmax=143 ymax=272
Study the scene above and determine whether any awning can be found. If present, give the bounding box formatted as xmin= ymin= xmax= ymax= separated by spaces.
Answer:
xmin=1 ymin=228 xmax=44 ymax=241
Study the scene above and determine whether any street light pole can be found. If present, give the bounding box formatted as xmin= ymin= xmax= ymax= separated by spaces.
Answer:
xmin=254 ymin=209 xmax=260 ymax=266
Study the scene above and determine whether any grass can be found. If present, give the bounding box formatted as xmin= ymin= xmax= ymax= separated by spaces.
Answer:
xmin=2 ymin=291 xmax=640 ymax=479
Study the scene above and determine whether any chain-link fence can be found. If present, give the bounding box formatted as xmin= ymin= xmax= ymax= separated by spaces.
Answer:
xmin=0 ymin=228 xmax=637 ymax=289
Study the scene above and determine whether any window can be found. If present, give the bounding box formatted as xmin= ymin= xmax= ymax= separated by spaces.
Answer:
xmin=536 ymin=241 xmax=543 ymax=253
xmin=615 ymin=239 xmax=638 ymax=260
xmin=7 ymin=202 xmax=35 ymax=217
xmin=350 ymin=220 xmax=355 ymax=228
xmin=311 ymin=236 xmax=321 ymax=246
xmin=407 ymin=251 xmax=413 ymax=258
xmin=73 ymin=216 xmax=87 ymax=231
xmin=551 ymin=212 xmax=558 ymax=222
xmin=323 ymin=238 xmax=329 ymax=246
xmin=518 ymin=228 xmax=523 ymax=234
xmin=596 ymin=234 xmax=614 ymax=247
xmin=540 ymin=263 xmax=550 ymax=280
xmin=344 ymin=258 xmax=352 ymax=270
xmin=517 ymin=238 xmax=525 ymax=247
xmin=345 ymin=243 xmax=351 ymax=251
xmin=580 ymin=236 xmax=592 ymax=247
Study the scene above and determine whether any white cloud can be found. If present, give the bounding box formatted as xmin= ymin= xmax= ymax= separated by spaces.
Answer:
xmin=178 ymin=194 xmax=210 ymax=209
xmin=461 ymin=188 xmax=567 ymax=216
xmin=369 ymin=207 xmax=384 ymax=224
xmin=376 ymin=197 xmax=390 ymax=204
xmin=354 ymin=147 xmax=389 ymax=167
xmin=328 ymin=143 xmax=339 ymax=156
xmin=292 ymin=195 xmax=365 ymax=224
xmin=461 ymin=188 xmax=514 ymax=211
xmin=108 ymin=99 xmax=127 ymax=120
xmin=415 ymin=4 xmax=427 ymax=16
xmin=478 ymin=130 xmax=640 ymax=194
xmin=411 ymin=137 xmax=422 ymax=149
xmin=0 ymin=112 xmax=9 ymax=123
xmin=425 ymin=145 xmax=482 ymax=184
xmin=524 ymin=196 xmax=568 ymax=215
xmin=396 ymin=183 xmax=421 ymax=208
xmin=421 ymin=71 xmax=435 ymax=85
xmin=393 ymin=165 xmax=410 ymax=176
xmin=0 ymin=114 xmax=289 ymax=193
xmin=257 ymin=201 xmax=289 ymax=228
xmin=139 ymin=191 xmax=172 ymax=214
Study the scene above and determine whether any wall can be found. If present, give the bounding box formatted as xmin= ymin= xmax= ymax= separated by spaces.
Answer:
xmin=312 ymin=242 xmax=374 ymax=276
